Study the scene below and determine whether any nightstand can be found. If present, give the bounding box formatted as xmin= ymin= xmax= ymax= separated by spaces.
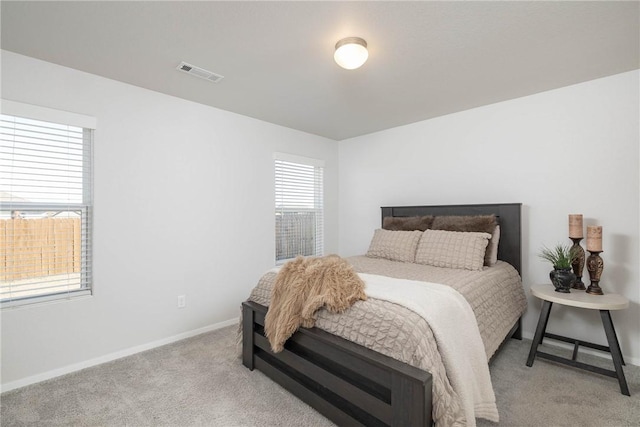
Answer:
xmin=526 ymin=284 xmax=630 ymax=396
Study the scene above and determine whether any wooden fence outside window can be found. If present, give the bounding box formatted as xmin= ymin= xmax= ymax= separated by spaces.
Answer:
xmin=0 ymin=218 xmax=81 ymax=282
xmin=276 ymin=212 xmax=317 ymax=261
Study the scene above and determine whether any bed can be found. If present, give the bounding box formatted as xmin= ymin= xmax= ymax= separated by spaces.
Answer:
xmin=242 ymin=203 xmax=525 ymax=426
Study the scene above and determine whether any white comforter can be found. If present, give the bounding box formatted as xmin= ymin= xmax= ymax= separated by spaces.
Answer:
xmin=360 ymin=273 xmax=499 ymax=426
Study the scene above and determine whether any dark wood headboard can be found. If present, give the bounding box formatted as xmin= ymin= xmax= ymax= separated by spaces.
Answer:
xmin=381 ymin=203 xmax=522 ymax=275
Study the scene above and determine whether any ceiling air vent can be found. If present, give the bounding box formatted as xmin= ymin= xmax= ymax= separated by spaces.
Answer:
xmin=176 ymin=61 xmax=224 ymax=83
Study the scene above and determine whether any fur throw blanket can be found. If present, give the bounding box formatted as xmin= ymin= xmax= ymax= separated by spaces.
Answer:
xmin=265 ymin=255 xmax=367 ymax=353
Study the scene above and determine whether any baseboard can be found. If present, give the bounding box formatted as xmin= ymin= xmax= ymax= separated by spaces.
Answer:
xmin=1 ymin=317 xmax=239 ymax=393
xmin=521 ymin=331 xmax=639 ymax=367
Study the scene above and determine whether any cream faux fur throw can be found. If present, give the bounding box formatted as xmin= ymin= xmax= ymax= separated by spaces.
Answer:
xmin=265 ymin=255 xmax=367 ymax=353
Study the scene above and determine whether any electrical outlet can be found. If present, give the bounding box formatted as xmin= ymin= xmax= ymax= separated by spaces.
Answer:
xmin=177 ymin=295 xmax=186 ymax=308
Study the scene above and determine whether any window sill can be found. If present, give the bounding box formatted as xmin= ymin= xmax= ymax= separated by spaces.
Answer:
xmin=1 ymin=289 xmax=92 ymax=310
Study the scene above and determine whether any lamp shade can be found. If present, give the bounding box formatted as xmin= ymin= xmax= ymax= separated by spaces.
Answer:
xmin=334 ymin=37 xmax=368 ymax=70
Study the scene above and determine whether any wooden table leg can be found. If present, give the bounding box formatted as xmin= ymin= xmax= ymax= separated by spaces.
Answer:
xmin=527 ymin=300 xmax=553 ymax=367
xmin=600 ymin=310 xmax=630 ymax=396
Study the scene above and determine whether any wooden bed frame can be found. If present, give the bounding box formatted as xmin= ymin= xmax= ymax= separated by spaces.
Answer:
xmin=242 ymin=203 xmax=522 ymax=426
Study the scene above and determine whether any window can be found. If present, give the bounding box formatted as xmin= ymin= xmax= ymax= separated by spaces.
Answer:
xmin=274 ymin=153 xmax=324 ymax=264
xmin=1 ymin=101 xmax=95 ymax=307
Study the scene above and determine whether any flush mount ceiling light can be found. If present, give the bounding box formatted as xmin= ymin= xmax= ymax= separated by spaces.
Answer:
xmin=334 ymin=37 xmax=368 ymax=70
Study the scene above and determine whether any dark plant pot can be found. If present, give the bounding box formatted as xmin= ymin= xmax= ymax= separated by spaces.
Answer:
xmin=550 ymin=268 xmax=576 ymax=293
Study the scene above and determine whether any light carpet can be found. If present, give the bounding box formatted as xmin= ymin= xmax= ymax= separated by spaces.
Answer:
xmin=2 ymin=325 xmax=638 ymax=426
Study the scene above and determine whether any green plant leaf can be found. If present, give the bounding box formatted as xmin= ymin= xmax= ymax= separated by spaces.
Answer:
xmin=538 ymin=243 xmax=577 ymax=269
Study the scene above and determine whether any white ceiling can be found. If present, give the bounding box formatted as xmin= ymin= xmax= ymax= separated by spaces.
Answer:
xmin=1 ymin=1 xmax=638 ymax=140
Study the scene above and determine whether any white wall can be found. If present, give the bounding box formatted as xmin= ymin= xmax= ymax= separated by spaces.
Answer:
xmin=0 ymin=51 xmax=339 ymax=389
xmin=339 ymin=70 xmax=640 ymax=365
xmin=2 ymin=49 xmax=638 ymax=391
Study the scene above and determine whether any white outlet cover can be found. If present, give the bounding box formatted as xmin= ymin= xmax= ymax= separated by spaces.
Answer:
xmin=177 ymin=295 xmax=186 ymax=308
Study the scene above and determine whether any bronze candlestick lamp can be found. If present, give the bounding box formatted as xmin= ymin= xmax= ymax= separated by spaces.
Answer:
xmin=586 ymin=250 xmax=604 ymax=295
xmin=586 ymin=226 xmax=604 ymax=295
xmin=570 ymin=238 xmax=586 ymax=290
xmin=568 ymin=214 xmax=586 ymax=290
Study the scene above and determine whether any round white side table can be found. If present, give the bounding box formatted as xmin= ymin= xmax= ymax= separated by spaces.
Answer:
xmin=526 ymin=284 xmax=630 ymax=396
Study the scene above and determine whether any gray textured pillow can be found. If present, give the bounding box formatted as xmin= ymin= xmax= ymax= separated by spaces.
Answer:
xmin=415 ymin=229 xmax=491 ymax=271
xmin=432 ymin=215 xmax=498 ymax=267
xmin=383 ymin=215 xmax=434 ymax=231
xmin=366 ymin=229 xmax=423 ymax=263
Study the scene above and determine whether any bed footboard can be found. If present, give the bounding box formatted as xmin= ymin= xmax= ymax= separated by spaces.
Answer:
xmin=242 ymin=301 xmax=433 ymax=427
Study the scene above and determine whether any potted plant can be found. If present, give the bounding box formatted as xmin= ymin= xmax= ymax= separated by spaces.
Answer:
xmin=538 ymin=244 xmax=579 ymax=293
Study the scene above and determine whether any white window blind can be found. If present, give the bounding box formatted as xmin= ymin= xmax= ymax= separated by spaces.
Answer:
xmin=0 ymin=110 xmax=94 ymax=307
xmin=275 ymin=153 xmax=324 ymax=264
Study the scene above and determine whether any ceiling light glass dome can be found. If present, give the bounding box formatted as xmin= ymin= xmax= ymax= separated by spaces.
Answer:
xmin=334 ymin=37 xmax=368 ymax=70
